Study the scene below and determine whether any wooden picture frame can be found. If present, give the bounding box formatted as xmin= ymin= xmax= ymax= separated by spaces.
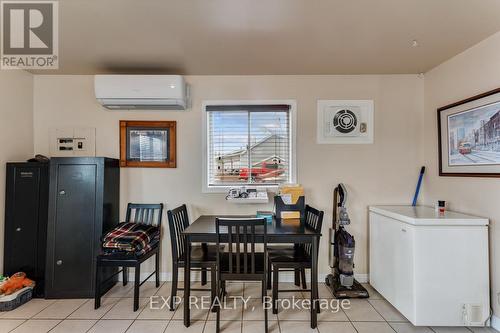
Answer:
xmin=438 ymin=87 xmax=500 ymax=177
xmin=120 ymin=120 xmax=176 ymax=168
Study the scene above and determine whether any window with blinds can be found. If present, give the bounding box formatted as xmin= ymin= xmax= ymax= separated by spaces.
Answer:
xmin=206 ymin=104 xmax=293 ymax=188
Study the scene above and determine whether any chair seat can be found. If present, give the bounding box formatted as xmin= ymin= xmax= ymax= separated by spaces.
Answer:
xmin=268 ymin=244 xmax=295 ymax=251
xmin=97 ymin=241 xmax=159 ymax=261
xmin=178 ymin=244 xmax=223 ymax=264
xmin=268 ymin=247 xmax=311 ymax=264
xmin=220 ymin=252 xmax=266 ymax=274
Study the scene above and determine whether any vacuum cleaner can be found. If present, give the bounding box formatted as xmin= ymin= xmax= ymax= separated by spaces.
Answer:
xmin=325 ymin=183 xmax=369 ymax=298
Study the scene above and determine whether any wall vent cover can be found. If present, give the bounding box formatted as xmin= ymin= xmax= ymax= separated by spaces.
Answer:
xmin=317 ymin=100 xmax=374 ymax=144
xmin=463 ymin=304 xmax=483 ymax=326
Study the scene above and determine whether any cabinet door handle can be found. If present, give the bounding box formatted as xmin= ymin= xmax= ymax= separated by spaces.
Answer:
xmin=15 ymin=227 xmax=21 ymax=232
xmin=59 ymin=190 xmax=66 ymax=195
xmin=56 ymin=260 xmax=63 ymax=266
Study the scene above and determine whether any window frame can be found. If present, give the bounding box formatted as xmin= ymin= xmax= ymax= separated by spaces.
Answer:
xmin=202 ymin=100 xmax=297 ymax=193
xmin=119 ymin=120 xmax=177 ymax=168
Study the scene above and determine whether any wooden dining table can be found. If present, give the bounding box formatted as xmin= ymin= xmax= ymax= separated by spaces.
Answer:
xmin=181 ymin=215 xmax=322 ymax=329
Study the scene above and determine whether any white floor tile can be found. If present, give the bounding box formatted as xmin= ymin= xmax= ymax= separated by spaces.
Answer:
xmin=469 ymin=328 xmax=499 ymax=333
xmin=389 ymin=322 xmax=434 ymax=333
xmin=317 ymin=321 xmax=357 ymax=333
xmin=173 ymin=302 xmax=210 ymax=322
xmin=242 ymin=298 xmax=278 ymax=321
xmin=1 ymin=299 xmax=55 ymax=319
xmin=103 ymin=284 xmax=133 ymax=298
xmin=207 ymin=299 xmax=243 ymax=321
xmin=33 ymin=299 xmax=87 ymax=319
xmin=102 ymin=298 xmax=149 ymax=320
xmin=242 ymin=320 xmax=280 ymax=333
xmin=125 ymin=320 xmax=168 ymax=333
xmin=431 ymin=327 xmax=473 ymax=333
xmin=368 ymin=299 xmax=407 ymax=322
xmin=87 ymin=319 xmax=133 ymax=333
xmin=166 ymin=319 xmax=206 ymax=333
xmin=50 ymin=319 xmax=98 ymax=333
xmin=317 ymin=306 xmax=349 ymax=322
xmin=279 ymin=320 xmax=319 ymax=333
xmin=363 ymin=284 xmax=384 ymax=300
xmin=343 ymin=299 xmax=385 ymax=322
xmin=275 ymin=283 xmax=306 ymax=299
xmin=317 ymin=283 xmax=335 ymax=299
xmin=204 ymin=320 xmax=242 ymax=333
xmin=124 ymin=282 xmax=163 ymax=298
xmin=352 ymin=321 xmax=397 ymax=333
xmin=0 ymin=319 xmax=25 ymax=332
xmin=138 ymin=297 xmax=175 ymax=320
xmin=277 ymin=305 xmax=313 ymax=321
xmin=10 ymin=319 xmax=61 ymax=333
xmin=68 ymin=298 xmax=120 ymax=320
xmin=154 ymin=282 xmax=172 ymax=297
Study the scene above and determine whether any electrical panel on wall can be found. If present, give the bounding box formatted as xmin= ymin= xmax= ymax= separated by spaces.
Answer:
xmin=317 ymin=100 xmax=374 ymax=144
xmin=49 ymin=127 xmax=96 ymax=157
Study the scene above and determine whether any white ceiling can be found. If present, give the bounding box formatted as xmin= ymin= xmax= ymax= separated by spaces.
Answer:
xmin=36 ymin=0 xmax=500 ymax=75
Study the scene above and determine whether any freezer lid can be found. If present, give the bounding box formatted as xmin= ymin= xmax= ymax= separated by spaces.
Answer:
xmin=369 ymin=205 xmax=489 ymax=226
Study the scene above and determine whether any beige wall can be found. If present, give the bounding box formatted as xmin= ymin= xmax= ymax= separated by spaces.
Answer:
xmin=33 ymin=74 xmax=424 ymax=279
xmin=0 ymin=70 xmax=34 ymax=271
xmin=423 ymin=31 xmax=500 ymax=318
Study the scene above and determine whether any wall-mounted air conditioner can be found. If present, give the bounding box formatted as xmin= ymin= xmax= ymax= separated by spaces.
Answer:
xmin=94 ymin=75 xmax=188 ymax=110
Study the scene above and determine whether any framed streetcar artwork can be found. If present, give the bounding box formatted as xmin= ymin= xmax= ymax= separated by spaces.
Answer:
xmin=438 ymin=88 xmax=500 ymax=177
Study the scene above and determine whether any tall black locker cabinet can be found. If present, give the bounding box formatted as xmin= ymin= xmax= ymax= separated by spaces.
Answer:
xmin=45 ymin=157 xmax=120 ymax=298
xmin=4 ymin=162 xmax=49 ymax=298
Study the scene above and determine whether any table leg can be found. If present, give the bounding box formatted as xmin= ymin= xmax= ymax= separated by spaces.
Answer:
xmin=310 ymin=236 xmax=318 ymax=328
xmin=184 ymin=237 xmax=191 ymax=327
xmin=201 ymin=243 xmax=208 ymax=286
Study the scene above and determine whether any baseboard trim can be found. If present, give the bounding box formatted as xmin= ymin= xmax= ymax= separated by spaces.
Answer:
xmin=492 ymin=314 xmax=500 ymax=332
xmin=121 ymin=271 xmax=369 ymax=284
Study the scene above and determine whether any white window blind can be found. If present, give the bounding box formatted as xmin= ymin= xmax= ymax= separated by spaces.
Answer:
xmin=207 ymin=104 xmax=292 ymax=187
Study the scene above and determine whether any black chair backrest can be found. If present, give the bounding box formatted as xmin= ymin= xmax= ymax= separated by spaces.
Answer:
xmin=274 ymin=196 xmax=306 ymax=224
xmin=303 ymin=205 xmax=324 ymax=256
xmin=167 ymin=204 xmax=190 ymax=262
xmin=125 ymin=203 xmax=163 ymax=227
xmin=216 ymin=218 xmax=267 ymax=275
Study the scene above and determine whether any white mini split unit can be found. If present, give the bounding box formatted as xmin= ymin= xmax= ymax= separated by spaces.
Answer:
xmin=94 ymin=75 xmax=189 ymax=110
xmin=317 ymin=100 xmax=374 ymax=144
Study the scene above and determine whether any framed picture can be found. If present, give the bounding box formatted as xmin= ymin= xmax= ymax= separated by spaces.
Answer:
xmin=438 ymin=88 xmax=500 ymax=177
xmin=119 ymin=120 xmax=176 ymax=168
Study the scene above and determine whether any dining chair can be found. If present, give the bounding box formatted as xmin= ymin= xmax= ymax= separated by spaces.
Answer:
xmin=267 ymin=195 xmax=307 ymax=289
xmin=95 ymin=203 xmax=163 ymax=312
xmin=168 ymin=204 xmax=220 ymax=311
xmin=268 ymin=205 xmax=324 ymax=314
xmin=215 ymin=217 xmax=268 ymax=333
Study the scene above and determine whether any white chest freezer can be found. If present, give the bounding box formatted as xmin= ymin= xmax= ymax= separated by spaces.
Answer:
xmin=369 ymin=205 xmax=489 ymax=326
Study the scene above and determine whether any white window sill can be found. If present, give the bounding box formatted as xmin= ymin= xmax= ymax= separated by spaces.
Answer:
xmin=202 ymin=185 xmax=279 ymax=194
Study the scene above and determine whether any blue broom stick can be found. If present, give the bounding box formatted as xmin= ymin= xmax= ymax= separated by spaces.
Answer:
xmin=412 ymin=166 xmax=425 ymax=206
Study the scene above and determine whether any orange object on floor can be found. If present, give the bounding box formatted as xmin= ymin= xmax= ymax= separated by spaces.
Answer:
xmin=0 ymin=273 xmax=35 ymax=295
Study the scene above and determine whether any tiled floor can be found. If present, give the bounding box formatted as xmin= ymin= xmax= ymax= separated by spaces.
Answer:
xmin=0 ymin=282 xmax=497 ymax=333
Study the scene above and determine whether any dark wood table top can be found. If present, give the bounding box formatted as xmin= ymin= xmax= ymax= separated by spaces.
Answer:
xmin=183 ymin=215 xmax=321 ymax=242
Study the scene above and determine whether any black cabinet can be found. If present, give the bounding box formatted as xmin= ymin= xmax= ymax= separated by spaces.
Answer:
xmin=4 ymin=162 xmax=49 ymax=298
xmin=45 ymin=157 xmax=120 ymax=298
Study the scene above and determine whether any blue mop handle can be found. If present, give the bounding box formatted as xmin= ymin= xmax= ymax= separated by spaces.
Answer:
xmin=412 ymin=166 xmax=425 ymax=206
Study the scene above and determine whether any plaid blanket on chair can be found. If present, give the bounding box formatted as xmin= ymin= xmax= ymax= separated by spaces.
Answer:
xmin=102 ymin=222 xmax=160 ymax=253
